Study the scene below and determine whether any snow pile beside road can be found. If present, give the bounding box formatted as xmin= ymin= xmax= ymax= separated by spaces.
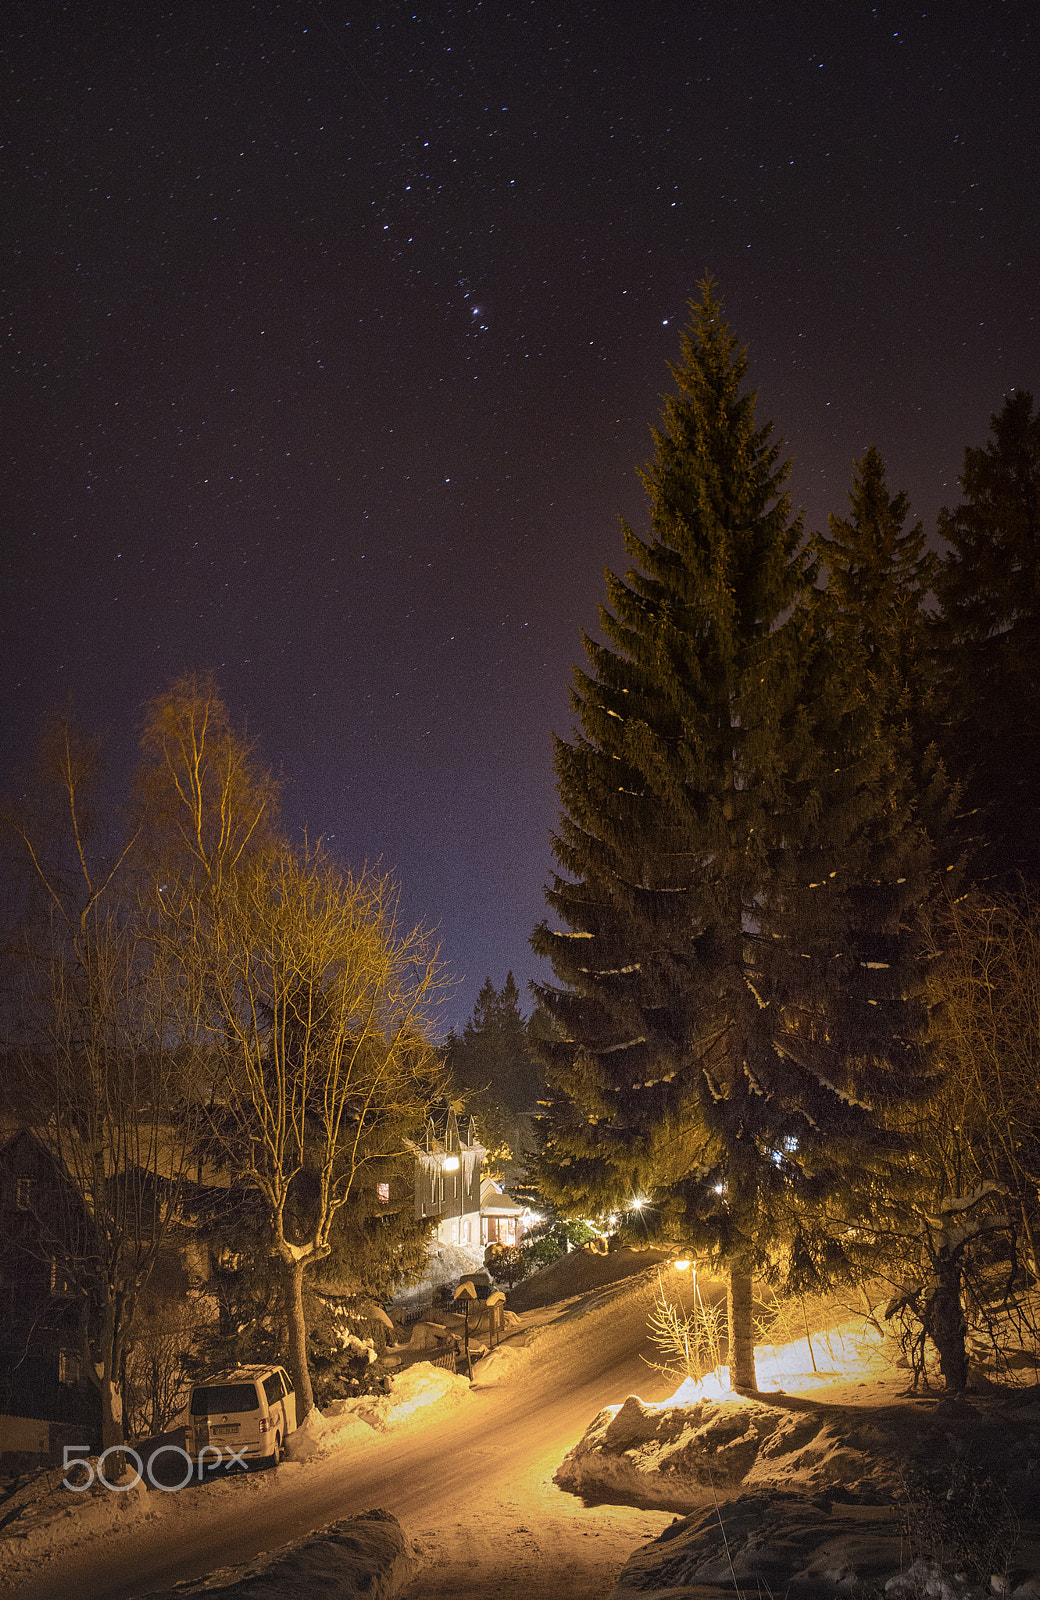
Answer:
xmin=611 ymin=1490 xmax=1040 ymax=1600
xmin=611 ymin=1493 xmax=905 ymax=1599
xmin=556 ymin=1389 xmax=900 ymax=1510
xmin=285 ymin=1403 xmax=376 ymax=1461
xmin=554 ymin=1354 xmax=1040 ymax=1600
xmin=139 ymin=1508 xmax=416 ymax=1599
xmin=284 ymin=1363 xmax=473 ymax=1457
xmin=0 ymin=1454 xmax=278 ymax=1593
xmin=350 ymin=1363 xmax=472 ymax=1433
xmin=557 ymin=1373 xmax=1040 ymax=1516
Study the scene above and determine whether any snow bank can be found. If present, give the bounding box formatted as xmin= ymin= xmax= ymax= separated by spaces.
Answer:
xmin=284 ymin=1402 xmax=376 ymax=1462
xmin=610 ymin=1493 xmax=903 ymax=1599
xmin=611 ymin=1492 xmax=1040 ymax=1600
xmin=558 ymin=1381 xmax=1040 ymax=1516
xmin=0 ymin=1453 xmax=279 ymax=1593
xmin=138 ymin=1508 xmax=416 ymax=1598
xmin=283 ymin=1361 xmax=474 ymax=1461
xmin=351 ymin=1362 xmax=472 ymax=1432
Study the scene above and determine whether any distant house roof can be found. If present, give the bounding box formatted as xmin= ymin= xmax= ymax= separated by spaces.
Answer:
xmin=479 ymin=1176 xmax=523 ymax=1216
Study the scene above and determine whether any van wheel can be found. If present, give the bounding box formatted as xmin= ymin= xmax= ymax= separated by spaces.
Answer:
xmin=270 ymin=1433 xmax=282 ymax=1468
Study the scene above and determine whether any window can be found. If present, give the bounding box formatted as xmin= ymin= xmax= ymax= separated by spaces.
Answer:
xmin=15 ymin=1177 xmax=33 ymax=1211
xmin=191 ymin=1383 xmax=260 ymax=1416
xmin=263 ymin=1372 xmax=284 ymax=1405
xmin=377 ymin=1182 xmax=390 ymax=1204
xmin=58 ymin=1350 xmax=80 ymax=1385
xmin=49 ymin=1258 xmax=75 ymax=1297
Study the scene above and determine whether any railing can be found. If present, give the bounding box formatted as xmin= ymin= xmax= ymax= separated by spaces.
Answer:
xmin=397 ymin=1293 xmax=434 ymax=1325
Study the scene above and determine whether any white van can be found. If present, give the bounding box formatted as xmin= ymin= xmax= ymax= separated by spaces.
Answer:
xmin=187 ymin=1364 xmax=296 ymax=1469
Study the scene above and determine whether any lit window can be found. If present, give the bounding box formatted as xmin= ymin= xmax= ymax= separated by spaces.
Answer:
xmin=16 ymin=1177 xmax=33 ymax=1211
xmin=58 ymin=1350 xmax=79 ymax=1385
xmin=377 ymin=1182 xmax=390 ymax=1204
xmin=50 ymin=1258 xmax=74 ymax=1297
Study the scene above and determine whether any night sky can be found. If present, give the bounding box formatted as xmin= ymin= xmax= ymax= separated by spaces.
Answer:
xmin=3 ymin=1 xmax=1038 ymax=1031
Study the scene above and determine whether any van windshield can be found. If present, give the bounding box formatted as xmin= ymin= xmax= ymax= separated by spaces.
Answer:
xmin=191 ymin=1384 xmax=258 ymax=1415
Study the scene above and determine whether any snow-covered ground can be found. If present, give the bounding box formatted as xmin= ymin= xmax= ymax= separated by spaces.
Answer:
xmin=557 ymin=1313 xmax=1040 ymax=1600
xmin=0 ymin=1363 xmax=473 ymax=1595
xmin=2 ymin=1258 xmax=1038 ymax=1600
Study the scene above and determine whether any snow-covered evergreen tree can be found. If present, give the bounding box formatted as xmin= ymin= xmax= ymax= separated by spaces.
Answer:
xmin=531 ymin=285 xmax=937 ymax=1390
xmin=933 ymin=390 xmax=1040 ymax=884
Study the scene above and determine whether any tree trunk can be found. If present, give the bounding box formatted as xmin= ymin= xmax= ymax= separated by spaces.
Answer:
xmin=924 ymin=1252 xmax=968 ymax=1391
xmin=86 ymin=1295 xmax=126 ymax=1448
xmin=1018 ymin=1195 xmax=1040 ymax=1284
xmin=726 ymin=1135 xmax=758 ymax=1393
xmin=283 ymin=1257 xmax=314 ymax=1422
xmin=921 ymin=1254 xmax=966 ymax=1395
xmin=727 ymin=1265 xmax=757 ymax=1392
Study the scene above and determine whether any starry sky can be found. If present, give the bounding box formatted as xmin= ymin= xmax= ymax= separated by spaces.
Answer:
xmin=2 ymin=0 xmax=1038 ymax=1032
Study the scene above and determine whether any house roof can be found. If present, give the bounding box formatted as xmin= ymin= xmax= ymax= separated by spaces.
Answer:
xmin=479 ymin=1176 xmax=523 ymax=1215
xmin=417 ymin=1106 xmax=486 ymax=1159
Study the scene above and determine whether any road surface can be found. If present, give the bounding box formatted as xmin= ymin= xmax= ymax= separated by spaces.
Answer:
xmin=6 ymin=1271 xmax=689 ymax=1599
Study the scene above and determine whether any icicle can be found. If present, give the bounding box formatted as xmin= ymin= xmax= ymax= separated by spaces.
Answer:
xmin=744 ymin=975 xmax=769 ymax=1009
xmin=702 ymin=1067 xmax=725 ymax=1101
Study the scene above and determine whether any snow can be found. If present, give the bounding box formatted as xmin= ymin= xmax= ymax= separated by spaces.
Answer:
xmin=391 ymin=1239 xmax=486 ymax=1315
xmin=2 ymin=1254 xmax=1038 ymax=1600
xmin=141 ymin=1509 xmax=416 ymax=1598
xmin=554 ymin=1314 xmax=1040 ymax=1600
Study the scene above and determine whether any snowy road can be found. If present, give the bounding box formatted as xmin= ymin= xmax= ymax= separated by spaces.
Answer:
xmin=8 ymin=1271 xmax=684 ymax=1600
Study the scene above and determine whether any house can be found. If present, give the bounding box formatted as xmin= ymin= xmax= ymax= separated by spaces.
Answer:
xmin=413 ymin=1109 xmax=485 ymax=1249
xmin=0 ymin=1129 xmax=102 ymax=1468
xmin=479 ymin=1176 xmax=526 ymax=1248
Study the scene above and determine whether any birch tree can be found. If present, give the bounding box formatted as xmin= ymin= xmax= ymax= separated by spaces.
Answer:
xmin=138 ymin=679 xmax=444 ymax=1418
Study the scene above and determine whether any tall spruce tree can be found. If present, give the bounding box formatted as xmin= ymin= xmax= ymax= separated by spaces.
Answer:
xmin=531 ymin=286 xmax=935 ymax=1391
xmin=815 ymin=446 xmax=935 ymax=701
xmin=933 ymin=390 xmax=1040 ymax=884
xmin=815 ymin=449 xmax=953 ymax=859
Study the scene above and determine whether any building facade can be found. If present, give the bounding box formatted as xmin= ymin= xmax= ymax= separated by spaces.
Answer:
xmin=413 ymin=1110 xmax=485 ymax=1248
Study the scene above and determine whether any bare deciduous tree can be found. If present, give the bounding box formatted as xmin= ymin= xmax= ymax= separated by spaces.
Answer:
xmin=2 ymin=716 xmax=205 ymax=1446
xmin=139 ymin=679 xmax=446 ymax=1420
xmin=923 ymin=889 xmax=1040 ymax=1279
